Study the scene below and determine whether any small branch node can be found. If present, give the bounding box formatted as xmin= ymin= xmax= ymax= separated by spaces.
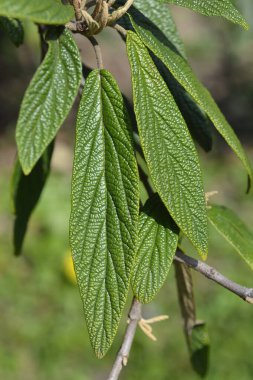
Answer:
xmin=205 ymin=190 xmax=218 ymax=206
xmin=139 ymin=314 xmax=169 ymax=341
xmin=143 ymin=315 xmax=169 ymax=324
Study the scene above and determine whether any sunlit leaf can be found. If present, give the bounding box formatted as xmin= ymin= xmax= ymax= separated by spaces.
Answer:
xmin=132 ymin=194 xmax=179 ymax=303
xmin=127 ymin=31 xmax=208 ymax=258
xmin=16 ymin=28 xmax=82 ymax=174
xmin=130 ymin=19 xmax=253 ymax=190
xmin=162 ymin=0 xmax=248 ymax=29
xmin=0 ymin=0 xmax=74 ymax=24
xmin=70 ymin=69 xmax=139 ymax=358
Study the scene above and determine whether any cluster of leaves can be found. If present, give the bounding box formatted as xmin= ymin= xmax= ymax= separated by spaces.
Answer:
xmin=1 ymin=0 xmax=253 ymax=375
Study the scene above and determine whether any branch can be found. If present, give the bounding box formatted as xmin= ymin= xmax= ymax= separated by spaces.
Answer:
xmin=112 ymin=23 xmax=127 ymax=38
xmin=72 ymin=0 xmax=83 ymax=20
xmin=174 ymin=250 xmax=253 ymax=304
xmin=107 ymin=298 xmax=142 ymax=380
xmin=87 ymin=36 xmax=104 ymax=69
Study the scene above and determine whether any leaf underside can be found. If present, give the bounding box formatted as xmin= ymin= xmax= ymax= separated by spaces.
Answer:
xmin=0 ymin=0 xmax=74 ymax=24
xmin=208 ymin=204 xmax=253 ymax=271
xmin=130 ymin=18 xmax=253 ymax=190
xmin=119 ymin=3 xmax=213 ymax=151
xmin=163 ymin=0 xmax=248 ymax=29
xmin=132 ymin=195 xmax=179 ymax=303
xmin=16 ymin=28 xmax=82 ymax=174
xmin=127 ymin=31 xmax=208 ymax=258
xmin=190 ymin=323 xmax=210 ymax=377
xmin=128 ymin=0 xmax=186 ymax=57
xmin=70 ymin=69 xmax=139 ymax=358
xmin=11 ymin=143 xmax=54 ymax=255
xmin=0 ymin=16 xmax=24 ymax=46
xmin=175 ymin=261 xmax=209 ymax=377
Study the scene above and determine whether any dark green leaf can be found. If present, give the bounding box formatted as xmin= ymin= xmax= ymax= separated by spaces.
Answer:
xmin=208 ymin=204 xmax=253 ymax=270
xmin=16 ymin=28 xmax=82 ymax=174
xmin=131 ymin=19 xmax=253 ymax=189
xmin=190 ymin=323 xmax=210 ymax=377
xmin=0 ymin=16 xmax=24 ymax=46
xmin=132 ymin=194 xmax=179 ymax=303
xmin=0 ymin=0 xmax=74 ymax=24
xmin=119 ymin=6 xmax=213 ymax=152
xmin=127 ymin=31 xmax=208 ymax=258
xmin=152 ymin=56 xmax=213 ymax=152
xmin=119 ymin=5 xmax=213 ymax=152
xmin=132 ymin=0 xmax=186 ymax=57
xmin=175 ymin=261 xmax=209 ymax=377
xmin=11 ymin=143 xmax=54 ymax=256
xmin=163 ymin=0 xmax=248 ymax=29
xmin=70 ymin=69 xmax=139 ymax=358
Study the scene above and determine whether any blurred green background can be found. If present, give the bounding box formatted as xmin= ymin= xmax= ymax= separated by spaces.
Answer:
xmin=1 ymin=1 xmax=253 ymax=379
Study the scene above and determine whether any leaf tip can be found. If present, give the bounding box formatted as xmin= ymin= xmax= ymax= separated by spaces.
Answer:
xmin=22 ymin=165 xmax=32 ymax=176
xmin=197 ymin=247 xmax=208 ymax=261
xmin=246 ymin=175 xmax=251 ymax=194
xmin=242 ymin=21 xmax=250 ymax=31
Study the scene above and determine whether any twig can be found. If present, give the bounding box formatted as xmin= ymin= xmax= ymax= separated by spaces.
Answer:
xmin=174 ymin=250 xmax=253 ymax=304
xmin=107 ymin=298 xmax=142 ymax=380
xmin=107 ymin=0 xmax=134 ymax=25
xmin=87 ymin=36 xmax=104 ymax=69
xmin=112 ymin=23 xmax=127 ymax=38
xmin=107 ymin=0 xmax=117 ymax=7
xmin=73 ymin=0 xmax=83 ymax=20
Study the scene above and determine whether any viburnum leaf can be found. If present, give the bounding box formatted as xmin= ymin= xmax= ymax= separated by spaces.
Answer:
xmin=190 ymin=323 xmax=210 ymax=377
xmin=152 ymin=56 xmax=213 ymax=152
xmin=0 ymin=0 xmax=74 ymax=24
xmin=0 ymin=16 xmax=24 ymax=46
xmin=118 ymin=5 xmax=213 ymax=151
xmin=70 ymin=69 xmax=139 ymax=358
xmin=16 ymin=28 xmax=82 ymax=174
xmin=130 ymin=19 xmax=253 ymax=190
xmin=162 ymin=0 xmax=248 ymax=29
xmin=175 ymin=261 xmax=209 ymax=377
xmin=127 ymin=31 xmax=208 ymax=258
xmin=11 ymin=143 xmax=54 ymax=255
xmin=132 ymin=194 xmax=179 ymax=303
xmin=125 ymin=0 xmax=186 ymax=57
xmin=208 ymin=204 xmax=253 ymax=271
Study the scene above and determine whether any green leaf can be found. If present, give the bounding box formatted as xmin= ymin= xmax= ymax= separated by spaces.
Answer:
xmin=70 ymin=69 xmax=139 ymax=358
xmin=16 ymin=28 xmax=82 ymax=174
xmin=0 ymin=16 xmax=24 ymax=46
xmin=163 ymin=0 xmax=248 ymax=29
xmin=127 ymin=31 xmax=208 ymax=258
xmin=0 ymin=0 xmax=74 ymax=24
xmin=152 ymin=56 xmax=213 ymax=152
xmin=130 ymin=19 xmax=253 ymax=190
xmin=132 ymin=195 xmax=178 ymax=303
xmin=208 ymin=204 xmax=253 ymax=271
xmin=131 ymin=0 xmax=186 ymax=57
xmin=175 ymin=261 xmax=209 ymax=377
xmin=118 ymin=6 xmax=213 ymax=152
xmin=11 ymin=143 xmax=54 ymax=256
xmin=190 ymin=323 xmax=210 ymax=378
